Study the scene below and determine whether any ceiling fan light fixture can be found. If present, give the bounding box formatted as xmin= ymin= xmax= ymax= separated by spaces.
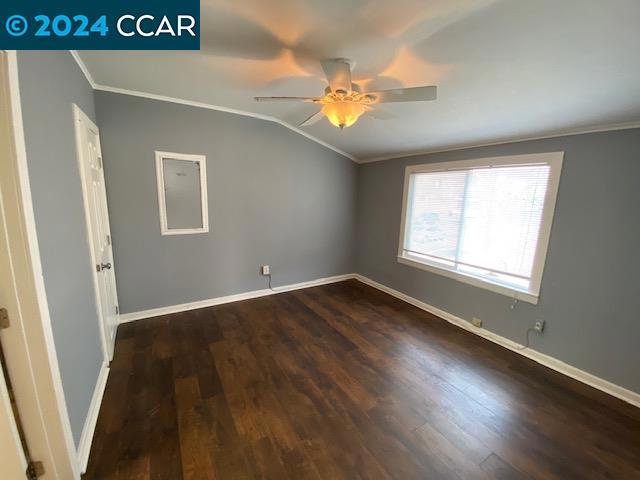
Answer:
xmin=321 ymin=101 xmax=366 ymax=129
xmin=254 ymin=59 xmax=438 ymax=130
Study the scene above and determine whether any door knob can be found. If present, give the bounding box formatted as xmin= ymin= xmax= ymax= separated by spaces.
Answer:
xmin=100 ymin=262 xmax=112 ymax=270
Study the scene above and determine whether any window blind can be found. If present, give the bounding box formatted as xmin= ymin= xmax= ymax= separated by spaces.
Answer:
xmin=403 ymin=164 xmax=551 ymax=291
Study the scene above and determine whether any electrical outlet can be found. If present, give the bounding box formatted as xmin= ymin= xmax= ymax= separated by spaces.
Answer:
xmin=471 ymin=317 xmax=483 ymax=328
xmin=534 ymin=320 xmax=545 ymax=333
xmin=261 ymin=265 xmax=270 ymax=275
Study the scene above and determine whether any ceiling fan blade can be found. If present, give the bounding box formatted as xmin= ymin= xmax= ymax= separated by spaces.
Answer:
xmin=364 ymin=106 xmax=396 ymax=120
xmin=299 ymin=110 xmax=324 ymax=127
xmin=321 ymin=59 xmax=352 ymax=94
xmin=366 ymin=86 xmax=437 ymax=103
xmin=254 ymin=96 xmax=319 ymax=102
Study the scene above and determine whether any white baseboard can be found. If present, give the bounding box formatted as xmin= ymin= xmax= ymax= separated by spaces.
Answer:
xmin=117 ymin=271 xmax=639 ymax=409
xmin=76 ymin=361 xmax=109 ymax=474
xmin=119 ymin=273 xmax=356 ymax=324
xmin=354 ymin=274 xmax=640 ymax=409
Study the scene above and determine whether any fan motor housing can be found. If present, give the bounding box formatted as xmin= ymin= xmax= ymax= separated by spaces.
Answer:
xmin=324 ymin=83 xmax=361 ymax=96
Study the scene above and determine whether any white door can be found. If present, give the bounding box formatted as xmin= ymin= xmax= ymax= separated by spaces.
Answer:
xmin=74 ymin=105 xmax=119 ymax=360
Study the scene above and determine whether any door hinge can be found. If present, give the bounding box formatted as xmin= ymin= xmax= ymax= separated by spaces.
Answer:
xmin=115 ymin=305 xmax=119 ymax=315
xmin=106 ymin=234 xmax=111 ymax=246
xmin=26 ymin=461 xmax=45 ymax=479
xmin=0 ymin=308 xmax=9 ymax=329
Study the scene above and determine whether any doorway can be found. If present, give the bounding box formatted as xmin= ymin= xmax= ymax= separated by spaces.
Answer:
xmin=0 ymin=50 xmax=78 ymax=479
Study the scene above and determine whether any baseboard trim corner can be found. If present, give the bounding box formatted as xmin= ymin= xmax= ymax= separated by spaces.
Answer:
xmin=353 ymin=274 xmax=640 ymax=409
xmin=117 ymin=271 xmax=639 ymax=408
xmin=119 ymin=273 xmax=357 ymax=324
xmin=77 ymin=360 xmax=109 ymax=473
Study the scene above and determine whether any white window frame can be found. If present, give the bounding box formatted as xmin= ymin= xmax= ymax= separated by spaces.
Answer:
xmin=397 ymin=152 xmax=563 ymax=304
xmin=155 ymin=151 xmax=209 ymax=236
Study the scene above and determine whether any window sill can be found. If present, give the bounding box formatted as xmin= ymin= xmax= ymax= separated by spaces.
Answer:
xmin=397 ymin=255 xmax=539 ymax=305
xmin=160 ymin=227 xmax=209 ymax=236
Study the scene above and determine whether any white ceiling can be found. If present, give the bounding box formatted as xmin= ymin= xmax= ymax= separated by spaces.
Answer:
xmin=78 ymin=0 xmax=640 ymax=161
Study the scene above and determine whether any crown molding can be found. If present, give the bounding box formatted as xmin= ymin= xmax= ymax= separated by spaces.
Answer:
xmin=95 ymin=85 xmax=359 ymax=162
xmin=69 ymin=51 xmax=359 ymax=163
xmin=360 ymin=121 xmax=640 ymax=163
xmin=71 ymin=51 xmax=640 ymax=166
xmin=70 ymin=50 xmax=97 ymax=89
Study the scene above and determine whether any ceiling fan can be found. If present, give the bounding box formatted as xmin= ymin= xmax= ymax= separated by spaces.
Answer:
xmin=254 ymin=58 xmax=438 ymax=130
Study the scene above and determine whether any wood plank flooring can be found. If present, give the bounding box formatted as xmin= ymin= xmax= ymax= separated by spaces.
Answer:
xmin=83 ymin=280 xmax=640 ymax=479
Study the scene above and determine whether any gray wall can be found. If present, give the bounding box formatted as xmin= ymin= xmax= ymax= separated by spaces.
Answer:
xmin=17 ymin=52 xmax=103 ymax=445
xmin=356 ymin=128 xmax=640 ymax=394
xmin=95 ymin=92 xmax=357 ymax=314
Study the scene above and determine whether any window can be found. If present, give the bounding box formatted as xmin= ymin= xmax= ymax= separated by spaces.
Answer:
xmin=398 ymin=152 xmax=563 ymax=304
xmin=155 ymin=151 xmax=208 ymax=235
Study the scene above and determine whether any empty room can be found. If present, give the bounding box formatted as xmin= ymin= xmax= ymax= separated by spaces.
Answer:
xmin=1 ymin=1 xmax=639 ymax=479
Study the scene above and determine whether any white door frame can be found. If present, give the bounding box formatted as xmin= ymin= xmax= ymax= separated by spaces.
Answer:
xmin=1 ymin=50 xmax=79 ymax=478
xmin=0 ymin=366 xmax=26 ymax=479
xmin=73 ymin=104 xmax=119 ymax=361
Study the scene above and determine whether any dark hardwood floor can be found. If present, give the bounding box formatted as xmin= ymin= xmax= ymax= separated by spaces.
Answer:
xmin=83 ymin=280 xmax=640 ymax=479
